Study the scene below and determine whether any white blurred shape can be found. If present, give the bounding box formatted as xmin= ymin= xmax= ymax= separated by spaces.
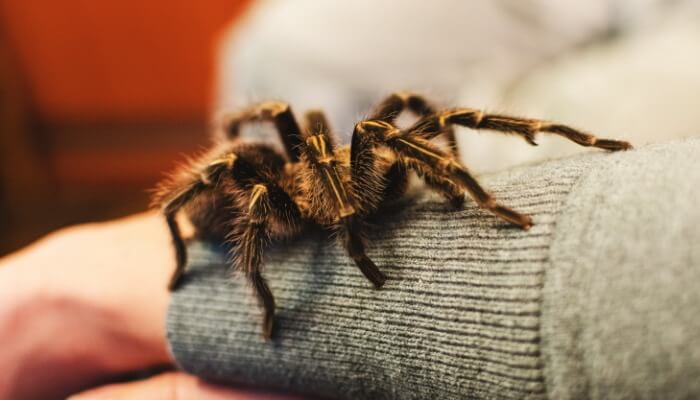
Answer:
xmin=215 ymin=0 xmax=700 ymax=171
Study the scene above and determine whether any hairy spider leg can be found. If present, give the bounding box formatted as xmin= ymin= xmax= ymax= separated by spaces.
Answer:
xmin=411 ymin=108 xmax=633 ymax=151
xmin=304 ymin=133 xmax=387 ymax=288
xmin=354 ymin=120 xmax=533 ymax=230
xmin=223 ymin=101 xmax=306 ymax=161
xmin=235 ymin=184 xmax=277 ymax=339
xmin=352 ymin=120 xmax=463 ymax=208
xmin=158 ymin=153 xmax=238 ymax=290
xmin=364 ymin=92 xmax=462 ymax=204
xmin=302 ymin=109 xmax=337 ymax=148
xmin=370 ymin=92 xmax=458 ymax=155
xmin=343 ymin=215 xmax=386 ymax=288
xmin=406 ymin=158 xmax=466 ymax=208
xmin=223 ymin=151 xmax=302 ymax=339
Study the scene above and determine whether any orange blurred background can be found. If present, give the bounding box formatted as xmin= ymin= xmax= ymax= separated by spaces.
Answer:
xmin=0 ymin=0 xmax=251 ymax=255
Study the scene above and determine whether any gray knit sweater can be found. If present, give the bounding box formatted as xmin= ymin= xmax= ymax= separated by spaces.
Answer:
xmin=167 ymin=138 xmax=700 ymax=399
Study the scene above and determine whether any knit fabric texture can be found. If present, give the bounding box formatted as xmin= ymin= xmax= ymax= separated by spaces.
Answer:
xmin=167 ymin=138 xmax=700 ymax=399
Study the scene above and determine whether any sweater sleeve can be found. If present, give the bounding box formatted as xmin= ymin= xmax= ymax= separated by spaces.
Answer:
xmin=166 ymin=138 xmax=700 ymax=400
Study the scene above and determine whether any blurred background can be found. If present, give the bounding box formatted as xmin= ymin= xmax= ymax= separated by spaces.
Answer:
xmin=0 ymin=0 xmax=251 ymax=255
xmin=1 ymin=0 xmax=699 ymax=256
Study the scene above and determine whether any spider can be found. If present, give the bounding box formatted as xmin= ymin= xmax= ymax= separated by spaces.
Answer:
xmin=154 ymin=92 xmax=631 ymax=339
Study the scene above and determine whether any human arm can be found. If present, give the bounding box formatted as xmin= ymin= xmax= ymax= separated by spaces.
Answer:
xmin=167 ymin=138 xmax=700 ymax=399
xmin=0 ymin=213 xmax=173 ymax=399
xmin=0 ymin=212 xmax=295 ymax=400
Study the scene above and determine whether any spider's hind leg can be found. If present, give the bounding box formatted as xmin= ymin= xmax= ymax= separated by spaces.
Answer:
xmin=370 ymin=92 xmax=459 ymax=155
xmin=223 ymin=101 xmax=306 ymax=161
xmin=413 ymin=108 xmax=632 ymax=151
xmin=406 ymin=159 xmax=466 ymax=209
xmin=354 ymin=120 xmax=532 ymax=230
xmin=371 ymin=92 xmax=435 ymax=121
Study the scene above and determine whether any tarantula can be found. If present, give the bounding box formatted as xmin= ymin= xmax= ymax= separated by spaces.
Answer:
xmin=154 ymin=92 xmax=631 ymax=339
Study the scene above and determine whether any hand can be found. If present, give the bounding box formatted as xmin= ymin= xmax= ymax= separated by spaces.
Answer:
xmin=0 ymin=212 xmax=173 ymax=399
xmin=0 ymin=212 xmax=297 ymax=399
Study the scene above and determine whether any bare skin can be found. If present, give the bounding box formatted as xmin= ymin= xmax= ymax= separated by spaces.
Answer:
xmin=0 ymin=212 xmax=296 ymax=400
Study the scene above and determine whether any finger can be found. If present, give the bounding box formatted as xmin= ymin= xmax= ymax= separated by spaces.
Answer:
xmin=68 ymin=372 xmax=298 ymax=400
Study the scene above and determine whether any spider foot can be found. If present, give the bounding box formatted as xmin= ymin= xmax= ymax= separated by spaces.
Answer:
xmin=262 ymin=310 xmax=275 ymax=340
xmin=595 ymin=138 xmax=633 ymax=151
xmin=354 ymin=255 xmax=387 ymax=289
xmin=168 ymin=268 xmax=185 ymax=291
xmin=489 ymin=203 xmax=533 ymax=230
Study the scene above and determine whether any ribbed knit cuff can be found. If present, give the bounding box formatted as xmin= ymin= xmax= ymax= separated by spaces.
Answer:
xmin=166 ymin=157 xmax=587 ymax=400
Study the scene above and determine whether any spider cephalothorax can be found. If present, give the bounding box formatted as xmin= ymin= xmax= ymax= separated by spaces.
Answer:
xmin=154 ymin=92 xmax=631 ymax=339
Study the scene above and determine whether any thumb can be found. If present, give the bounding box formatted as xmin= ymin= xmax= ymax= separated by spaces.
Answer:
xmin=68 ymin=372 xmax=297 ymax=400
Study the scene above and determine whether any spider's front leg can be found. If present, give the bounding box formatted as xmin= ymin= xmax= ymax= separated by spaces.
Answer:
xmin=303 ymin=109 xmax=333 ymax=139
xmin=233 ymin=184 xmax=277 ymax=339
xmin=303 ymin=134 xmax=387 ymax=288
xmin=342 ymin=216 xmax=387 ymax=288
xmin=354 ymin=120 xmax=533 ymax=230
xmin=225 ymin=151 xmax=302 ymax=340
xmin=155 ymin=152 xmax=237 ymax=290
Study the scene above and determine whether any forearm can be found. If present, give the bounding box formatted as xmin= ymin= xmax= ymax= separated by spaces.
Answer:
xmin=166 ymin=138 xmax=700 ymax=399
